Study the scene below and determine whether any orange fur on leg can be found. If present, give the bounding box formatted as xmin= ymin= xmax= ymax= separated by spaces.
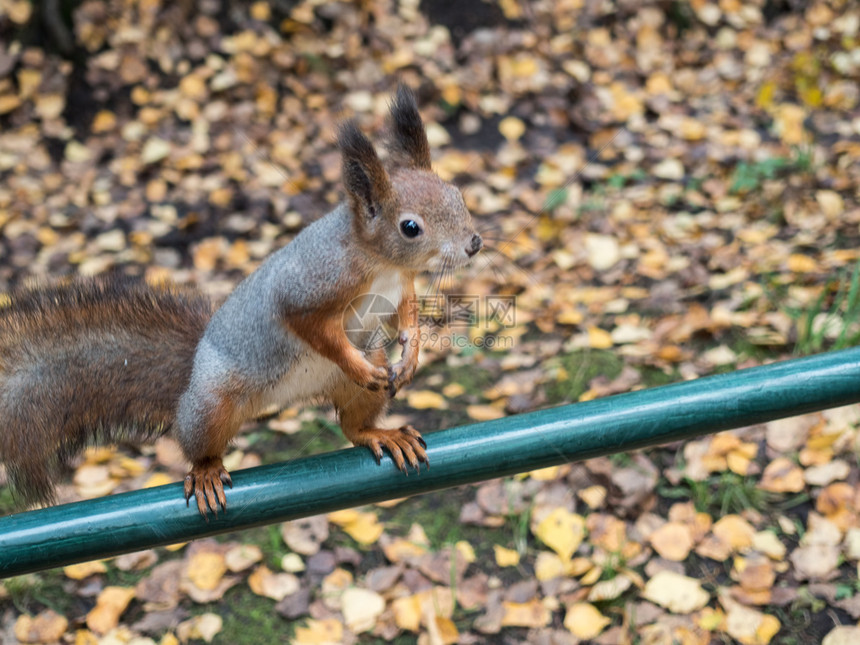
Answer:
xmin=332 ymin=377 xmax=428 ymax=472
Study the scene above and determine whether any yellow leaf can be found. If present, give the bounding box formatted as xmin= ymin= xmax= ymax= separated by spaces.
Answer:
xmin=392 ymin=595 xmax=422 ymax=632
xmin=329 ymin=510 xmax=384 ymax=545
xmin=466 ymin=404 xmax=505 ymax=421
xmin=187 ymin=552 xmax=227 ymax=591
xmin=498 ymin=116 xmax=526 ymax=142
xmin=759 ymin=458 xmax=805 ymax=493
xmin=756 ymin=81 xmax=776 ymax=110
xmin=649 ymin=522 xmax=694 ymax=561
xmin=247 ymin=565 xmax=299 ymax=601
xmin=587 ymin=326 xmax=613 ymax=349
xmin=712 ymin=515 xmax=756 ymax=551
xmin=143 ymin=472 xmax=174 ymax=488
xmin=535 ymin=551 xmax=567 ymax=581
xmin=432 ymin=615 xmax=460 ymax=645
xmin=577 ymin=485 xmax=607 ymax=509
xmin=63 ymin=560 xmax=107 ymax=580
xmin=494 ymin=544 xmax=520 ymax=567
xmin=816 ymin=190 xmax=844 ymax=220
xmin=698 ymin=607 xmax=726 ymax=631
xmin=534 ymin=508 xmax=586 ymax=561
xmin=407 ymin=390 xmax=448 ymax=410
xmin=455 ymin=540 xmax=476 ymax=564
xmin=528 ymin=465 xmax=561 ymax=481
xmin=773 ymin=103 xmax=807 ymax=145
xmin=442 ymin=383 xmax=465 ymax=397
xmin=501 ymin=599 xmax=551 ymax=628
xmin=294 ymin=618 xmax=344 ymax=645
xmin=786 ymin=254 xmax=818 ymax=273
xmin=563 ymin=602 xmax=610 ymax=639
xmin=86 ymin=586 xmax=135 ymax=635
xmin=14 ymin=610 xmax=68 ymax=643
xmin=381 ymin=536 xmax=428 ymax=563
xmin=92 ymin=110 xmax=117 ymax=133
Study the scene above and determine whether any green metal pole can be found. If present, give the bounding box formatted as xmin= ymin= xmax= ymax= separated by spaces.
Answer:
xmin=3 ymin=347 xmax=860 ymax=578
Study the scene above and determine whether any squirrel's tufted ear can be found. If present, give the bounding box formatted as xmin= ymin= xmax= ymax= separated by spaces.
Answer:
xmin=338 ymin=119 xmax=392 ymax=219
xmin=386 ymin=84 xmax=432 ymax=171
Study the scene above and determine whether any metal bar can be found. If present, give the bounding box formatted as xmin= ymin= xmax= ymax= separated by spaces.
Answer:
xmin=3 ymin=347 xmax=860 ymax=578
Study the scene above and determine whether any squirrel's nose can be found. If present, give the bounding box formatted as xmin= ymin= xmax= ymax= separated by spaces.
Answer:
xmin=466 ymin=233 xmax=483 ymax=257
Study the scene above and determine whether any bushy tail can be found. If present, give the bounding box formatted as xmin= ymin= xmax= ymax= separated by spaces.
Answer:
xmin=0 ymin=276 xmax=212 ymax=508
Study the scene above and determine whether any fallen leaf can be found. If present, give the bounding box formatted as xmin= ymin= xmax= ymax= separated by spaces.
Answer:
xmin=501 ymin=599 xmax=551 ymax=628
xmin=248 ymin=565 xmax=300 ymax=601
xmin=176 ymin=613 xmax=223 ymax=643
xmin=563 ymin=602 xmax=611 ymax=639
xmin=224 ymin=544 xmax=263 ymax=572
xmin=341 ymin=588 xmax=385 ymax=633
xmin=328 ymin=509 xmax=383 ymax=545
xmin=293 ymin=618 xmax=343 ymax=644
xmin=759 ymin=458 xmax=805 ymax=493
xmin=721 ymin=593 xmax=781 ymax=645
xmin=281 ymin=516 xmax=329 ymax=555
xmin=86 ymin=586 xmax=136 ymax=634
xmin=643 ymin=571 xmax=710 ymax=613
xmin=649 ymin=522 xmax=694 ymax=561
xmin=187 ymin=551 xmax=227 ymax=591
xmin=63 ymin=560 xmax=107 ymax=580
xmin=407 ymin=390 xmax=448 ymax=410
xmin=494 ymin=544 xmax=520 ymax=567
xmin=533 ymin=507 xmax=586 ymax=561
xmin=14 ymin=610 xmax=68 ymax=643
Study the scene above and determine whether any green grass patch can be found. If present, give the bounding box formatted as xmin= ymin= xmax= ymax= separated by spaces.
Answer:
xmin=199 ymin=585 xmax=293 ymax=644
xmin=788 ymin=260 xmax=860 ymax=355
xmin=544 ymin=349 xmax=624 ymax=404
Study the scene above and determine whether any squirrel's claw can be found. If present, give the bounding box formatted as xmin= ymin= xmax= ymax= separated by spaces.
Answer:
xmin=356 ymin=425 xmax=429 ymax=474
xmin=184 ymin=458 xmax=232 ymax=521
xmin=362 ymin=363 xmax=391 ymax=392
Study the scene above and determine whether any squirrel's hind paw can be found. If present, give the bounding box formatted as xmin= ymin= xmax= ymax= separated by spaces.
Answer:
xmin=357 ymin=425 xmax=429 ymax=473
xmin=184 ymin=458 xmax=233 ymax=520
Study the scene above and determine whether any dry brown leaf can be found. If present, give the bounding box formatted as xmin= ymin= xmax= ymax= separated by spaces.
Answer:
xmin=176 ymin=613 xmax=223 ymax=643
xmin=14 ymin=609 xmax=68 ymax=643
xmin=759 ymin=458 xmax=805 ymax=493
xmin=643 ymin=571 xmax=710 ymax=613
xmin=281 ymin=516 xmax=329 ymax=555
xmin=649 ymin=522 xmax=695 ymax=561
xmin=248 ymin=565 xmax=300 ymax=601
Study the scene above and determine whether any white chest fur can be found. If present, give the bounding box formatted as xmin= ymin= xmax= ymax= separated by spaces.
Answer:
xmin=259 ymin=270 xmax=404 ymax=414
xmin=343 ymin=270 xmax=403 ymax=333
xmin=260 ymin=351 xmax=339 ymax=412
xmin=367 ymin=270 xmax=403 ymax=306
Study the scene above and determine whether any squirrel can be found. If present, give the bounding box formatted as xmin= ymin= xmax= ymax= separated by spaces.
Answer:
xmin=0 ymin=85 xmax=483 ymax=518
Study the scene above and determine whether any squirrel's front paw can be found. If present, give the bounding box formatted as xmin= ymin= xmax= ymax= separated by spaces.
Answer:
xmin=354 ymin=362 xmax=391 ymax=392
xmin=184 ymin=457 xmax=233 ymax=520
xmin=388 ymin=360 xmax=417 ymax=397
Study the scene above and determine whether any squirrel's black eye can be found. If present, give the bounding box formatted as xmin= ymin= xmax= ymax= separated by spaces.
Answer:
xmin=400 ymin=219 xmax=422 ymax=238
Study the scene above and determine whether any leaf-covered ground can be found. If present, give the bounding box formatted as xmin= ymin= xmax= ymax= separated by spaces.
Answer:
xmin=2 ymin=0 xmax=860 ymax=643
